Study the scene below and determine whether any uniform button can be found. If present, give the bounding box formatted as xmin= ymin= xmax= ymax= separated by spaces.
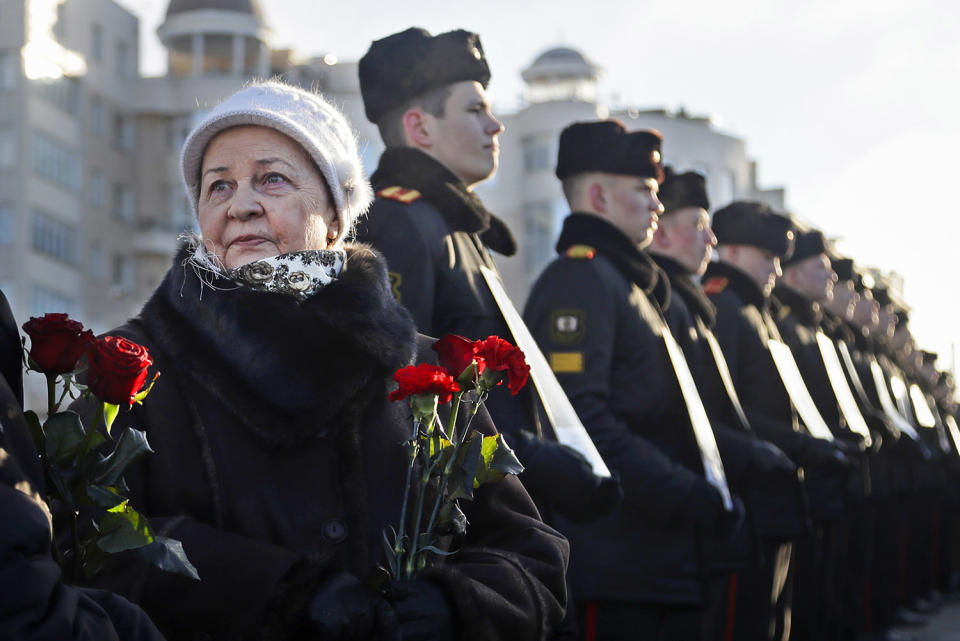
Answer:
xmin=321 ymin=518 xmax=348 ymax=543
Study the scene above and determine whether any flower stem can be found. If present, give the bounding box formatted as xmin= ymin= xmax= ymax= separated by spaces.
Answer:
xmin=79 ymin=403 xmax=104 ymax=458
xmin=46 ymin=373 xmax=56 ymax=417
xmin=394 ymin=417 xmax=421 ymax=577
xmin=69 ymin=511 xmax=81 ymax=583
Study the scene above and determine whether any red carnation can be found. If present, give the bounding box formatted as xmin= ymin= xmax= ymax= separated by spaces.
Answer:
xmin=432 ymin=334 xmax=485 ymax=379
xmin=475 ymin=336 xmax=530 ymax=395
xmin=389 ymin=364 xmax=460 ymax=405
xmin=86 ymin=336 xmax=153 ymax=406
xmin=22 ymin=313 xmax=94 ymax=374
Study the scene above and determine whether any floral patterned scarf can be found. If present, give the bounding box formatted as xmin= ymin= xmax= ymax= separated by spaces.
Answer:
xmin=228 ymin=249 xmax=345 ymax=301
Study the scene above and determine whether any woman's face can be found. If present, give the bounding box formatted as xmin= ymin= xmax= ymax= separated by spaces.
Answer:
xmin=197 ymin=125 xmax=338 ymax=270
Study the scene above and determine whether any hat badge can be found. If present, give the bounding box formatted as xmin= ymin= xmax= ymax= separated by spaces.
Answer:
xmin=651 ymin=150 xmax=661 ymax=164
xmin=471 ymin=46 xmax=482 ymax=60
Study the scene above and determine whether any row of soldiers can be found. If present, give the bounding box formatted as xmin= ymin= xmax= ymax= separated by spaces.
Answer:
xmin=353 ymin=26 xmax=960 ymax=641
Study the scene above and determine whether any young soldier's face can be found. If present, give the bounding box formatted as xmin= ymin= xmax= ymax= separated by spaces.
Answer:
xmin=653 ymin=206 xmax=716 ymax=275
xmin=730 ymin=245 xmax=781 ymax=295
xmin=784 ymin=253 xmax=836 ymax=301
xmin=422 ymin=80 xmax=503 ymax=187
xmin=825 ymin=280 xmax=859 ymax=320
xmin=603 ymin=175 xmax=663 ymax=249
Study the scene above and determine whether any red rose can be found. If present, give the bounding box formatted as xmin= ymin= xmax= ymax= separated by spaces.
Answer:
xmin=432 ymin=334 xmax=485 ymax=379
xmin=389 ymin=364 xmax=460 ymax=405
xmin=22 ymin=313 xmax=94 ymax=374
xmin=87 ymin=336 xmax=153 ymax=406
xmin=475 ymin=336 xmax=530 ymax=395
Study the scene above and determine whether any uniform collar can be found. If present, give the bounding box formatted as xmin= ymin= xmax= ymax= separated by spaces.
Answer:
xmin=371 ymin=147 xmax=517 ymax=256
xmin=772 ymin=284 xmax=822 ymax=328
xmin=651 ymin=254 xmax=716 ymax=327
xmin=701 ymin=260 xmax=767 ymax=310
xmin=556 ymin=213 xmax=670 ymax=309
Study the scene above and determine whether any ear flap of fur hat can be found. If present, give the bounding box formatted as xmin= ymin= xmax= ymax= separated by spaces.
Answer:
xmin=180 ymin=81 xmax=373 ymax=239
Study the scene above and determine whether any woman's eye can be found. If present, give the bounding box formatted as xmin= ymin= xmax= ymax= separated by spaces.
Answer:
xmin=208 ymin=181 xmax=228 ymax=194
xmin=264 ymin=173 xmax=288 ymax=185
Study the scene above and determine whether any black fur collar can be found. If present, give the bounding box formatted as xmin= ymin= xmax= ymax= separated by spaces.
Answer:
xmin=136 ymin=244 xmax=418 ymax=447
xmin=650 ymin=254 xmax=717 ymax=327
xmin=772 ymin=285 xmax=822 ymax=328
xmin=556 ymin=213 xmax=671 ymax=309
xmin=371 ymin=148 xmax=517 ymax=256
xmin=702 ymin=260 xmax=766 ymax=310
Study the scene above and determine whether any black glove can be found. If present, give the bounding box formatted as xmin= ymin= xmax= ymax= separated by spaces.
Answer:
xmin=389 ymin=580 xmax=453 ymax=641
xmin=750 ymin=440 xmax=798 ymax=485
xmin=515 ymin=431 xmax=623 ymax=523
xmin=684 ymin=479 xmax=726 ymax=529
xmin=716 ymin=494 xmax=748 ymax=539
xmin=308 ymin=572 xmax=398 ymax=641
xmin=803 ymin=438 xmax=851 ymax=473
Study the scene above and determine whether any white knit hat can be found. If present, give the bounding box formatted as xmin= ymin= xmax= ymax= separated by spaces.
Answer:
xmin=181 ymin=80 xmax=373 ymax=240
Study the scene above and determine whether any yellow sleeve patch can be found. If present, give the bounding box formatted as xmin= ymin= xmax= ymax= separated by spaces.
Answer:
xmin=377 ymin=186 xmax=422 ymax=204
xmin=550 ymin=352 xmax=584 ymax=373
xmin=388 ymin=271 xmax=402 ymax=302
xmin=564 ymin=244 xmax=596 ymax=259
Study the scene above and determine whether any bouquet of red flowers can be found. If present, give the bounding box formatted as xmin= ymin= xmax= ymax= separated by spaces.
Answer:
xmin=21 ymin=313 xmax=196 ymax=581
xmin=384 ymin=334 xmax=530 ymax=579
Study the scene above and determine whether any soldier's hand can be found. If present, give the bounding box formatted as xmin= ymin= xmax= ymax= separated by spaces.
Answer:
xmin=308 ymin=571 xmax=397 ymax=641
xmin=751 ymin=440 xmax=798 ymax=485
xmin=515 ymin=431 xmax=623 ymax=523
xmin=686 ymin=480 xmax=725 ymax=529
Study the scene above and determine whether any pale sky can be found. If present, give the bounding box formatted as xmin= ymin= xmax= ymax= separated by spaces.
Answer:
xmin=121 ymin=0 xmax=960 ymax=370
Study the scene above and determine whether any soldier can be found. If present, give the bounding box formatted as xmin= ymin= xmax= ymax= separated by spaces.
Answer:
xmin=355 ymin=28 xmax=620 ymax=638
xmin=701 ymin=202 xmax=851 ymax=641
xmin=648 ymin=169 xmax=799 ymax=641
xmin=524 ymin=120 xmax=734 ymax=641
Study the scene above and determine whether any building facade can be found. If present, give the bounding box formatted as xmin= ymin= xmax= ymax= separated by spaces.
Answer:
xmin=1 ymin=0 xmax=792 ymax=404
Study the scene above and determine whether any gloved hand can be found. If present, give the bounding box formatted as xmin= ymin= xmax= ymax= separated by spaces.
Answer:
xmin=685 ymin=479 xmax=726 ymax=530
xmin=389 ymin=580 xmax=453 ymax=641
xmin=750 ymin=440 xmax=798 ymax=486
xmin=716 ymin=494 xmax=748 ymax=539
xmin=308 ymin=572 xmax=398 ymax=641
xmin=803 ymin=439 xmax=852 ymax=473
xmin=515 ymin=431 xmax=623 ymax=523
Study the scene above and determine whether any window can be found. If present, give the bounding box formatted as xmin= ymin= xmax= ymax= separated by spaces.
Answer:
xmin=32 ymin=210 xmax=77 ymax=264
xmin=0 ymin=127 xmax=14 ymax=168
xmin=112 ymin=183 xmax=133 ymax=221
xmin=88 ymin=169 xmax=104 ymax=208
xmin=168 ymin=35 xmax=193 ymax=76
xmin=523 ymin=136 xmax=553 ymax=173
xmin=0 ymin=203 xmax=13 ymax=245
xmin=203 ymin=34 xmax=232 ymax=74
xmin=0 ymin=51 xmax=18 ymax=90
xmin=243 ymin=37 xmax=261 ymax=75
xmin=112 ymin=113 xmax=134 ymax=150
xmin=88 ymin=242 xmax=105 ymax=280
xmin=91 ymin=24 xmax=103 ymax=62
xmin=32 ymin=132 xmax=81 ymax=191
xmin=90 ymin=96 xmax=106 ymax=134
xmin=169 ymin=184 xmax=192 ymax=232
xmin=167 ymin=116 xmax=191 ymax=150
xmin=32 ymin=285 xmax=75 ymax=317
xmin=111 ymin=254 xmax=133 ymax=289
xmin=34 ymin=77 xmax=80 ymax=116
xmin=115 ymin=40 xmax=129 ymax=79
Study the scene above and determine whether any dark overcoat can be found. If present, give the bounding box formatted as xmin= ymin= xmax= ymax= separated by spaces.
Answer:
xmin=523 ymin=214 xmax=724 ymax=606
xmin=78 ymin=245 xmax=568 ymax=641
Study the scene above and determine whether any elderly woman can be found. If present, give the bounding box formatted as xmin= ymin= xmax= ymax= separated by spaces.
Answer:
xmin=84 ymin=81 xmax=567 ymax=640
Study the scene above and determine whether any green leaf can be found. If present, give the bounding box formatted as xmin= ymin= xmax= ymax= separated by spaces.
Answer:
xmin=93 ymin=428 xmax=152 ymax=486
xmin=96 ymin=501 xmax=155 ymax=553
xmin=44 ymin=411 xmax=87 ymax=464
xmin=24 ymin=410 xmax=44 ymax=451
xmin=429 ymin=437 xmax=452 ymax=458
xmin=138 ymin=536 xmax=199 ymax=581
xmin=436 ymin=500 xmax=468 ymax=536
xmin=86 ymin=484 xmax=126 ymax=509
xmin=102 ymin=402 xmax=120 ymax=437
xmin=490 ymin=433 xmax=524 ymax=476
xmin=418 ymin=545 xmax=456 ymax=557
xmin=133 ymin=372 xmax=160 ymax=405
xmin=448 ymin=431 xmax=483 ymax=501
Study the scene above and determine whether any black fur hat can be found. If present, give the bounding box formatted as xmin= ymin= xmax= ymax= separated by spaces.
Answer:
xmin=832 ymin=257 xmax=855 ymax=282
xmin=782 ymin=226 xmax=827 ymax=268
xmin=359 ymin=27 xmax=490 ymax=124
xmin=712 ymin=201 xmax=795 ymax=258
xmin=659 ymin=167 xmax=709 ymax=214
xmin=555 ymin=120 xmax=664 ymax=182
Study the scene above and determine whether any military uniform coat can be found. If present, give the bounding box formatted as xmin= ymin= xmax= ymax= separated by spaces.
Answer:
xmin=524 ymin=214 xmax=723 ymax=606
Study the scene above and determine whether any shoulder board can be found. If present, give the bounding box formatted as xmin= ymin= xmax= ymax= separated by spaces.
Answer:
xmin=702 ymin=277 xmax=728 ymax=295
xmin=376 ymin=186 xmax=422 ymax=204
xmin=564 ymin=244 xmax=596 ymax=259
